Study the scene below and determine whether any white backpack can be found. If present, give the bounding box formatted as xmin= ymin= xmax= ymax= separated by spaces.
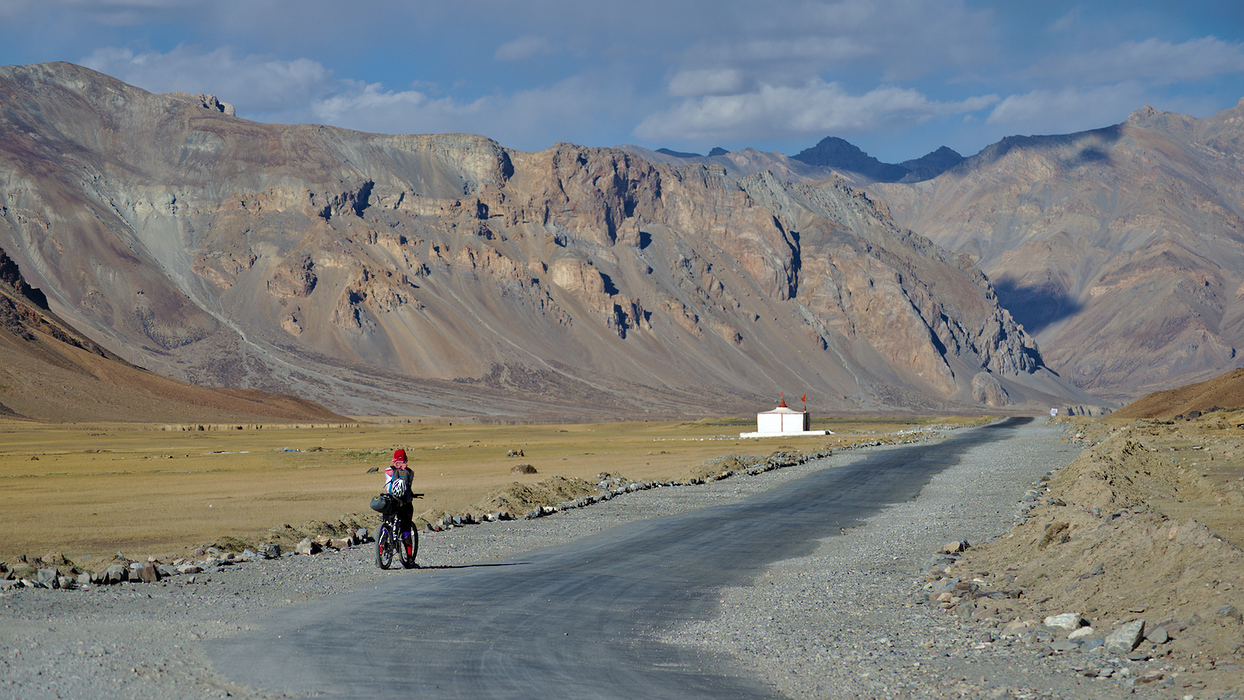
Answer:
xmin=387 ymin=469 xmax=411 ymax=498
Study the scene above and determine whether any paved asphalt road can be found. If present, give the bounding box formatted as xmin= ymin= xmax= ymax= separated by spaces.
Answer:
xmin=208 ymin=417 xmax=1032 ymax=698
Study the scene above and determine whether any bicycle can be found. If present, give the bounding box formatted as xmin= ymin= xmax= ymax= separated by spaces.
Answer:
xmin=372 ymin=493 xmax=423 ymax=570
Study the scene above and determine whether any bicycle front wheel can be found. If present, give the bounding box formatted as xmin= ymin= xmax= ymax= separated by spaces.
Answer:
xmin=376 ymin=522 xmax=394 ymax=569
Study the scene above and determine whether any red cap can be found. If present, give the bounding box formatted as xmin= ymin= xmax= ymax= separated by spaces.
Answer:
xmin=393 ymin=449 xmax=407 ymax=461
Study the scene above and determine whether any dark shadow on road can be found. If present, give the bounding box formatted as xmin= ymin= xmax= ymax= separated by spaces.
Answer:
xmin=400 ymin=561 xmax=530 ymax=571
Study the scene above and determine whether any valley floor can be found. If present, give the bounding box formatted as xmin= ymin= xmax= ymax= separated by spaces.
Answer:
xmin=1 ymin=419 xmax=1236 ymax=698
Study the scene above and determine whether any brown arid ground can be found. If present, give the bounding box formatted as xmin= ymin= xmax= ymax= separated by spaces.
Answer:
xmin=943 ymin=410 xmax=1244 ymax=697
xmin=0 ymin=415 xmax=984 ymax=576
xmin=1112 ymin=366 xmax=1244 ymax=420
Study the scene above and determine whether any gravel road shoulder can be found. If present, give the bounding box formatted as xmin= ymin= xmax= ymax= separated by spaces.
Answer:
xmin=0 ymin=419 xmax=1152 ymax=700
xmin=657 ymin=419 xmax=1160 ymax=699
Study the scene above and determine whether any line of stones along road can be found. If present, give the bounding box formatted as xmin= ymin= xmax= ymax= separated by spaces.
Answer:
xmin=1 ymin=433 xmax=935 ymax=592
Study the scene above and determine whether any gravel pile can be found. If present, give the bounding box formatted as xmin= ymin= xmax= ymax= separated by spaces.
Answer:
xmin=1 ymin=420 xmax=1164 ymax=700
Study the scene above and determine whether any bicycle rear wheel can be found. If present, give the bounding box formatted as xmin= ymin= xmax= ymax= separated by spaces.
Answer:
xmin=401 ymin=529 xmax=419 ymax=569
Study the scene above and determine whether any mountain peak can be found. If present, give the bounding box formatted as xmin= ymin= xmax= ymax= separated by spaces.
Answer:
xmin=792 ymin=137 xmax=961 ymax=183
xmin=792 ymin=137 xmax=909 ymax=182
xmin=1126 ymin=105 xmax=1160 ymax=124
xmin=897 ymin=146 xmax=964 ymax=182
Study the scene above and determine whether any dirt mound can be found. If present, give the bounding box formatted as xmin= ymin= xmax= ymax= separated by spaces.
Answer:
xmin=1114 ymin=367 xmax=1244 ymax=419
xmin=412 ymin=475 xmax=602 ymax=526
xmin=464 ymin=475 xmax=600 ymax=518
xmin=945 ymin=423 xmax=1244 ymax=696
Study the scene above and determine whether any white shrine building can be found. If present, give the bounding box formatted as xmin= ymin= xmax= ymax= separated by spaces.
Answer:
xmin=739 ymin=397 xmax=832 ymax=438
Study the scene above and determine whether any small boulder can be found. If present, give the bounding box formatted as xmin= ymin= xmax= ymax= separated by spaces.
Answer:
xmin=102 ymin=564 xmax=128 ymax=584
xmin=1081 ymin=637 xmax=1105 ymax=652
xmin=257 ymin=542 xmax=281 ymax=560
xmin=131 ymin=562 xmax=159 ymax=583
xmin=36 ymin=568 xmax=59 ymax=588
xmin=1049 ymin=640 xmax=1079 ymax=653
xmin=1044 ymin=613 xmax=1085 ymax=631
xmin=511 ymin=464 xmax=538 ymax=475
xmin=295 ymin=538 xmax=319 ymax=555
xmin=1105 ymin=620 xmax=1145 ymax=655
xmin=1068 ymin=626 xmax=1096 ymax=640
xmin=1001 ymin=619 xmax=1032 ymax=636
xmin=1217 ymin=605 xmax=1243 ymax=624
xmin=940 ymin=540 xmax=969 ymax=554
xmin=1145 ymin=626 xmax=1169 ymax=644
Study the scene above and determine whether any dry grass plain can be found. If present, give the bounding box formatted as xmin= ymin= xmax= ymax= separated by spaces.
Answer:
xmin=0 ymin=415 xmax=982 ymax=565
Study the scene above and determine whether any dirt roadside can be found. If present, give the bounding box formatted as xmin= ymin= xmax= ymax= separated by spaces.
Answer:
xmin=937 ymin=413 xmax=1244 ymax=698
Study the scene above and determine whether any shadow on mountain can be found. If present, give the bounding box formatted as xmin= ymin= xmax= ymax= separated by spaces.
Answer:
xmin=958 ymin=125 xmax=1123 ymax=172
xmin=993 ymin=278 xmax=1083 ymax=335
xmin=599 ymin=272 xmax=620 ymax=295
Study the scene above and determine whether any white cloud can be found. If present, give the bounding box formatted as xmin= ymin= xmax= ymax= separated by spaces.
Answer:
xmin=710 ymin=35 xmax=875 ymax=66
xmin=80 ymin=45 xmax=331 ymax=113
xmin=494 ymin=35 xmax=554 ymax=62
xmin=309 ymin=76 xmax=614 ymax=150
xmin=674 ymin=0 xmax=995 ymax=85
xmin=1047 ymin=7 xmax=1081 ymax=33
xmin=667 ymin=69 xmax=745 ymax=97
xmin=986 ymin=83 xmax=1146 ymax=134
xmin=1033 ymin=37 xmax=1244 ymax=85
xmin=4 ymin=0 xmax=199 ymax=26
xmin=312 ymin=81 xmax=486 ymax=134
xmin=636 ymin=79 xmax=998 ymax=142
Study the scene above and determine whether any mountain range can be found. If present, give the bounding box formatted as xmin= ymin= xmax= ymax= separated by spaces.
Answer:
xmin=0 ymin=62 xmax=1098 ymax=420
xmin=638 ymin=103 xmax=1244 ymax=404
xmin=869 ymin=103 xmax=1244 ymax=401
xmin=0 ymin=247 xmax=345 ymax=423
xmin=622 ymin=137 xmax=963 ymax=189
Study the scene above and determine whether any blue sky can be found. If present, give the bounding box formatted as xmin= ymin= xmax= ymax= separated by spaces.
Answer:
xmin=1 ymin=1 xmax=1242 ymax=162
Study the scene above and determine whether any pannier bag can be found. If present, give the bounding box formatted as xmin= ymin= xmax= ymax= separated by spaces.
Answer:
xmin=369 ymin=493 xmax=397 ymax=514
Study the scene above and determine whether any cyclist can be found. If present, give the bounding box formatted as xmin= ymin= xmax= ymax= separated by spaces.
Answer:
xmin=384 ymin=448 xmax=416 ymax=559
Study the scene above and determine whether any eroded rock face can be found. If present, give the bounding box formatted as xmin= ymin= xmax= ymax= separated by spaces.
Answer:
xmin=871 ymin=101 xmax=1244 ymax=402
xmin=0 ymin=62 xmax=1084 ymax=418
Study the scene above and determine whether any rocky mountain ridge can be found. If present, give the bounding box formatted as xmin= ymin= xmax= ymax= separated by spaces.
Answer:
xmin=869 ymin=101 xmax=1244 ymax=401
xmin=624 ymin=139 xmax=963 ymax=188
xmin=0 ymin=62 xmax=1097 ymax=418
xmin=0 ymin=246 xmax=346 ymax=423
